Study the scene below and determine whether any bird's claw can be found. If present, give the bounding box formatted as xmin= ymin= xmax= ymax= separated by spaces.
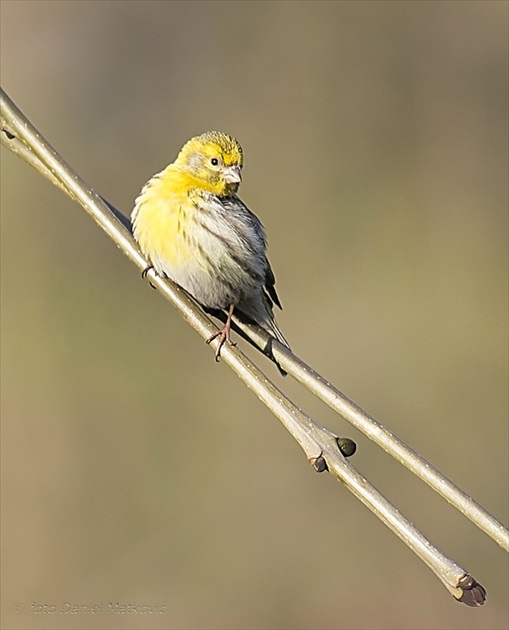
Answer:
xmin=141 ymin=264 xmax=154 ymax=279
xmin=206 ymin=327 xmax=236 ymax=361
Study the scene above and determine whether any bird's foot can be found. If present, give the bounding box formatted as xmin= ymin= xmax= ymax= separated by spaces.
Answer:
xmin=206 ymin=304 xmax=236 ymax=361
xmin=141 ymin=264 xmax=154 ymax=279
xmin=206 ymin=326 xmax=236 ymax=361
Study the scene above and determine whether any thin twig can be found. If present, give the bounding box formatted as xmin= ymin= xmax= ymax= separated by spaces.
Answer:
xmin=230 ymin=320 xmax=509 ymax=552
xmin=2 ymin=87 xmax=500 ymax=606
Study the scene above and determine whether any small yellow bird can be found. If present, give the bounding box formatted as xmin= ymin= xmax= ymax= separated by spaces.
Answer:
xmin=131 ymin=131 xmax=289 ymax=361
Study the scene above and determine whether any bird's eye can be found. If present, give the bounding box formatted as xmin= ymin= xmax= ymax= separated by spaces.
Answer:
xmin=210 ymin=158 xmax=219 ymax=166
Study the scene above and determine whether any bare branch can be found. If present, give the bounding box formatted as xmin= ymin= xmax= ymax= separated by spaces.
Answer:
xmin=230 ymin=319 xmax=509 ymax=552
xmin=2 ymin=87 xmax=501 ymax=606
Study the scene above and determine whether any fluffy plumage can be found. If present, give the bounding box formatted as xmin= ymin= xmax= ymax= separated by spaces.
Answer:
xmin=132 ymin=131 xmax=289 ymax=359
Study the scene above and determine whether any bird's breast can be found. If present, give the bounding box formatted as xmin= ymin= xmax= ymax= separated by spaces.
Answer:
xmin=132 ymin=186 xmax=265 ymax=309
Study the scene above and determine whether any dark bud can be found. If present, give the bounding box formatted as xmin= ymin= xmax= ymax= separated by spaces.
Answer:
xmin=310 ymin=456 xmax=328 ymax=473
xmin=455 ymin=575 xmax=486 ymax=607
xmin=337 ymin=438 xmax=357 ymax=458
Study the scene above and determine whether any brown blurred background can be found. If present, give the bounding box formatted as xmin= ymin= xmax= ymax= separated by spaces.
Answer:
xmin=1 ymin=1 xmax=507 ymax=629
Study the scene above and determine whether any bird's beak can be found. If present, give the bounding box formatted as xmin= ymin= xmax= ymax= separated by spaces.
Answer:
xmin=223 ymin=165 xmax=242 ymax=183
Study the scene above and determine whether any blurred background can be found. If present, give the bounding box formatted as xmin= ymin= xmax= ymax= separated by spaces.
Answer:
xmin=1 ymin=1 xmax=507 ymax=629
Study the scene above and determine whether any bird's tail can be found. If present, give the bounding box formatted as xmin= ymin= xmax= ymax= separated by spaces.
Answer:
xmin=263 ymin=312 xmax=290 ymax=349
xmin=238 ymin=294 xmax=290 ymax=350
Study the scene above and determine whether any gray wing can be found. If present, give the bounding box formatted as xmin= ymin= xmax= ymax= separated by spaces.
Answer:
xmin=264 ymin=261 xmax=283 ymax=310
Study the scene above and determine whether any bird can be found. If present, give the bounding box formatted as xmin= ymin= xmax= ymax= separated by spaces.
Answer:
xmin=131 ymin=131 xmax=289 ymax=364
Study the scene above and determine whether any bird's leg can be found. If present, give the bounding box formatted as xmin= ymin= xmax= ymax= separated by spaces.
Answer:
xmin=206 ymin=303 xmax=236 ymax=361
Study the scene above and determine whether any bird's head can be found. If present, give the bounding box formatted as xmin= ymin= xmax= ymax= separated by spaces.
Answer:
xmin=175 ymin=131 xmax=244 ymax=197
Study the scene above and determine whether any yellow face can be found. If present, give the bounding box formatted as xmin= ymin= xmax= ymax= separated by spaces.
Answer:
xmin=175 ymin=131 xmax=244 ymax=196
